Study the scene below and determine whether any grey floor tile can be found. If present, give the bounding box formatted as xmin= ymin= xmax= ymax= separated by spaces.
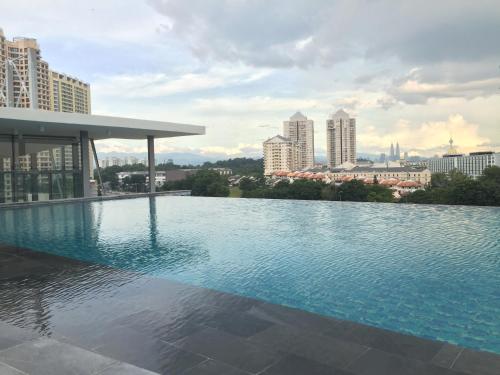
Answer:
xmin=203 ymin=310 xmax=275 ymax=338
xmin=92 ymin=325 xmax=206 ymax=374
xmin=0 ymin=362 xmax=28 ymax=375
xmin=249 ymin=322 xmax=368 ymax=369
xmin=324 ymin=321 xmax=445 ymax=362
xmin=95 ymin=361 xmax=160 ymax=374
xmin=262 ymin=354 xmax=354 ymax=375
xmin=112 ymin=308 xmax=206 ymax=343
xmin=0 ymin=338 xmax=116 ymax=375
xmin=0 ymin=321 xmax=37 ymax=351
xmin=452 ymin=348 xmax=500 ymax=375
xmin=431 ymin=344 xmax=464 ymax=368
xmin=346 ymin=348 xmax=469 ymax=375
xmin=181 ymin=359 xmax=249 ymax=375
xmin=174 ymin=327 xmax=279 ymax=373
xmin=247 ymin=302 xmax=340 ymax=334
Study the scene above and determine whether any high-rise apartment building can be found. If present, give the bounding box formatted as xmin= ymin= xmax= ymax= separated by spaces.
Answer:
xmin=263 ymin=135 xmax=299 ymax=175
xmin=283 ymin=112 xmax=314 ymax=170
xmin=0 ymin=28 xmax=90 ymax=115
xmin=0 ymin=29 xmax=51 ymax=110
xmin=326 ymin=109 xmax=356 ymax=168
xmin=50 ymin=71 xmax=91 ymax=114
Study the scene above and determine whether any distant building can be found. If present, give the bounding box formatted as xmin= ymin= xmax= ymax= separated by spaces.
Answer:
xmin=329 ymin=166 xmax=432 ymax=186
xmin=379 ymin=153 xmax=386 ymax=163
xmin=263 ymin=135 xmax=299 ymax=176
xmin=326 ymin=109 xmax=356 ymax=168
xmin=395 ymin=142 xmax=401 ymax=160
xmin=209 ymin=167 xmax=232 ymax=176
xmin=403 ymin=151 xmax=409 ymax=160
xmin=427 ymin=151 xmax=500 ymax=179
xmin=283 ymin=112 xmax=314 ymax=170
xmin=390 ymin=143 xmax=395 ymax=161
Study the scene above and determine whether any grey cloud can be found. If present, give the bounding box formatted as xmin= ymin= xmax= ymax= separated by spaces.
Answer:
xmin=149 ymin=0 xmax=500 ymax=69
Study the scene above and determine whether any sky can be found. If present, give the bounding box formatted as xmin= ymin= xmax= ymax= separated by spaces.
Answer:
xmin=2 ymin=0 xmax=500 ymax=161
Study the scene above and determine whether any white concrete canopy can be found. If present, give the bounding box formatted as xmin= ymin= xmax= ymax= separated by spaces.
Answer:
xmin=0 ymin=108 xmax=205 ymax=139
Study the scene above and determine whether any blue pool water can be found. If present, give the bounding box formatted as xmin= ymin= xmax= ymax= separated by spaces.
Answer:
xmin=0 ymin=196 xmax=499 ymax=353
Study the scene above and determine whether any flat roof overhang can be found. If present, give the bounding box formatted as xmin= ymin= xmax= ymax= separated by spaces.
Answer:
xmin=0 ymin=108 xmax=205 ymax=140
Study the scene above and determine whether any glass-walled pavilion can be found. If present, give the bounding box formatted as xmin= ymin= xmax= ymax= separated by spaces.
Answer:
xmin=0 ymin=108 xmax=205 ymax=204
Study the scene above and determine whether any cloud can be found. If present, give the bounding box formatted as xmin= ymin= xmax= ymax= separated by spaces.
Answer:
xmin=389 ymin=68 xmax=500 ymax=104
xmin=149 ymin=0 xmax=500 ymax=69
xmin=358 ymin=114 xmax=494 ymax=156
xmin=92 ymin=65 xmax=272 ymax=98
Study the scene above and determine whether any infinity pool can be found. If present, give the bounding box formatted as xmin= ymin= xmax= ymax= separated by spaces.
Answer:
xmin=0 ymin=196 xmax=499 ymax=353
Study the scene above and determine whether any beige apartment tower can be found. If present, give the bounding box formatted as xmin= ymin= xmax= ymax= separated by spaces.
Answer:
xmin=50 ymin=71 xmax=91 ymax=114
xmin=283 ymin=112 xmax=314 ymax=170
xmin=326 ymin=109 xmax=356 ymax=168
xmin=263 ymin=135 xmax=299 ymax=176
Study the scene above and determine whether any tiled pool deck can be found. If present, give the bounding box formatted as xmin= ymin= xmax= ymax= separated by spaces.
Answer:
xmin=0 ymin=244 xmax=499 ymax=375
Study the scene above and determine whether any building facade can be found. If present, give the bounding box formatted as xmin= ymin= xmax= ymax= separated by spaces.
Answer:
xmin=50 ymin=71 xmax=91 ymax=114
xmin=329 ymin=166 xmax=432 ymax=185
xmin=0 ymin=29 xmax=51 ymax=110
xmin=427 ymin=152 xmax=500 ymax=179
xmin=263 ymin=135 xmax=299 ymax=176
xmin=326 ymin=109 xmax=356 ymax=168
xmin=283 ymin=112 xmax=314 ymax=170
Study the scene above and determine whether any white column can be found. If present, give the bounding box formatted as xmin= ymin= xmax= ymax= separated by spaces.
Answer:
xmin=80 ymin=131 xmax=91 ymax=197
xmin=147 ymin=135 xmax=155 ymax=193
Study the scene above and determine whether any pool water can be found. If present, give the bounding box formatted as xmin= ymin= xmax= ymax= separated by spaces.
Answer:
xmin=0 ymin=196 xmax=499 ymax=353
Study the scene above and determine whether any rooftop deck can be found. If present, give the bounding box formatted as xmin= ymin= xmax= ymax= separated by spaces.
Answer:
xmin=1 ymin=244 xmax=499 ymax=375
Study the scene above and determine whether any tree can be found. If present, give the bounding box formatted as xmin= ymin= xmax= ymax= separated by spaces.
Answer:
xmin=191 ymin=170 xmax=229 ymax=197
xmin=430 ymin=172 xmax=449 ymax=188
xmin=366 ymin=184 xmax=393 ymax=202
xmin=321 ymin=184 xmax=337 ymax=201
xmin=337 ymin=180 xmax=368 ymax=201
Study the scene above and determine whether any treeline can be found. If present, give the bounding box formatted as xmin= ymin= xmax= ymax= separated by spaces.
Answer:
xmin=241 ymin=178 xmax=394 ymax=202
xmin=201 ymin=158 xmax=263 ymax=176
xmin=163 ymin=170 xmax=229 ymax=197
xmin=405 ymin=167 xmax=500 ymax=206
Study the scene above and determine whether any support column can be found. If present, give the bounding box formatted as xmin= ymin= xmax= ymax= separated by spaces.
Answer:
xmin=147 ymin=135 xmax=155 ymax=193
xmin=80 ymin=131 xmax=91 ymax=197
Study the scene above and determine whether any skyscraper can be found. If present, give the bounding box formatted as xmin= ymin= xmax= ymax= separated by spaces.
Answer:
xmin=326 ymin=109 xmax=356 ymax=168
xmin=263 ymin=135 xmax=299 ymax=175
xmin=395 ymin=142 xmax=401 ymax=160
xmin=390 ymin=143 xmax=395 ymax=161
xmin=283 ymin=112 xmax=314 ymax=170
xmin=0 ymin=28 xmax=90 ymax=114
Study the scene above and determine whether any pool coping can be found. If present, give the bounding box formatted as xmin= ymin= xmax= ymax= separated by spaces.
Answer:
xmin=0 ymin=190 xmax=191 ymax=210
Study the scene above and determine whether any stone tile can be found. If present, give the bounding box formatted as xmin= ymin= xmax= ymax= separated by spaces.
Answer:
xmin=181 ymin=359 xmax=249 ymax=375
xmin=96 ymin=362 xmax=160 ymax=375
xmin=203 ymin=310 xmax=275 ymax=338
xmin=174 ymin=327 xmax=279 ymax=373
xmin=346 ymin=348 xmax=469 ymax=375
xmin=112 ymin=309 xmax=206 ymax=343
xmin=248 ymin=323 xmax=368 ymax=369
xmin=262 ymin=354 xmax=354 ymax=375
xmin=431 ymin=344 xmax=464 ymax=368
xmin=92 ymin=325 xmax=206 ymax=374
xmin=324 ymin=320 xmax=445 ymax=362
xmin=0 ymin=321 xmax=39 ymax=350
xmin=0 ymin=338 xmax=116 ymax=375
xmin=452 ymin=348 xmax=500 ymax=375
xmin=247 ymin=301 xmax=340 ymax=334
xmin=0 ymin=362 xmax=28 ymax=375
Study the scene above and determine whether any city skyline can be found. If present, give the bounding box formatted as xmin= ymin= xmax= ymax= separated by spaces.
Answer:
xmin=1 ymin=1 xmax=499 ymax=160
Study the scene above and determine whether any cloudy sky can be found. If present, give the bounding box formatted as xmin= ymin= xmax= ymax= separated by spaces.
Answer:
xmin=2 ymin=0 xmax=500 ymax=160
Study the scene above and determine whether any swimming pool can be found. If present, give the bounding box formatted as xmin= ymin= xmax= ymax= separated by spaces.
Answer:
xmin=0 ymin=196 xmax=499 ymax=353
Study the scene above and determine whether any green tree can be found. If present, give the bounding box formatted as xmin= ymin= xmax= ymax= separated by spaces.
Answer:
xmin=337 ymin=180 xmax=368 ymax=201
xmin=366 ymin=184 xmax=393 ymax=202
xmin=191 ymin=170 xmax=229 ymax=197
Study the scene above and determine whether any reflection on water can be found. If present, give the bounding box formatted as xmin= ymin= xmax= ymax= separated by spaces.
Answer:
xmin=0 ymin=196 xmax=499 ymax=353
xmin=0 ymin=197 xmax=209 ymax=276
